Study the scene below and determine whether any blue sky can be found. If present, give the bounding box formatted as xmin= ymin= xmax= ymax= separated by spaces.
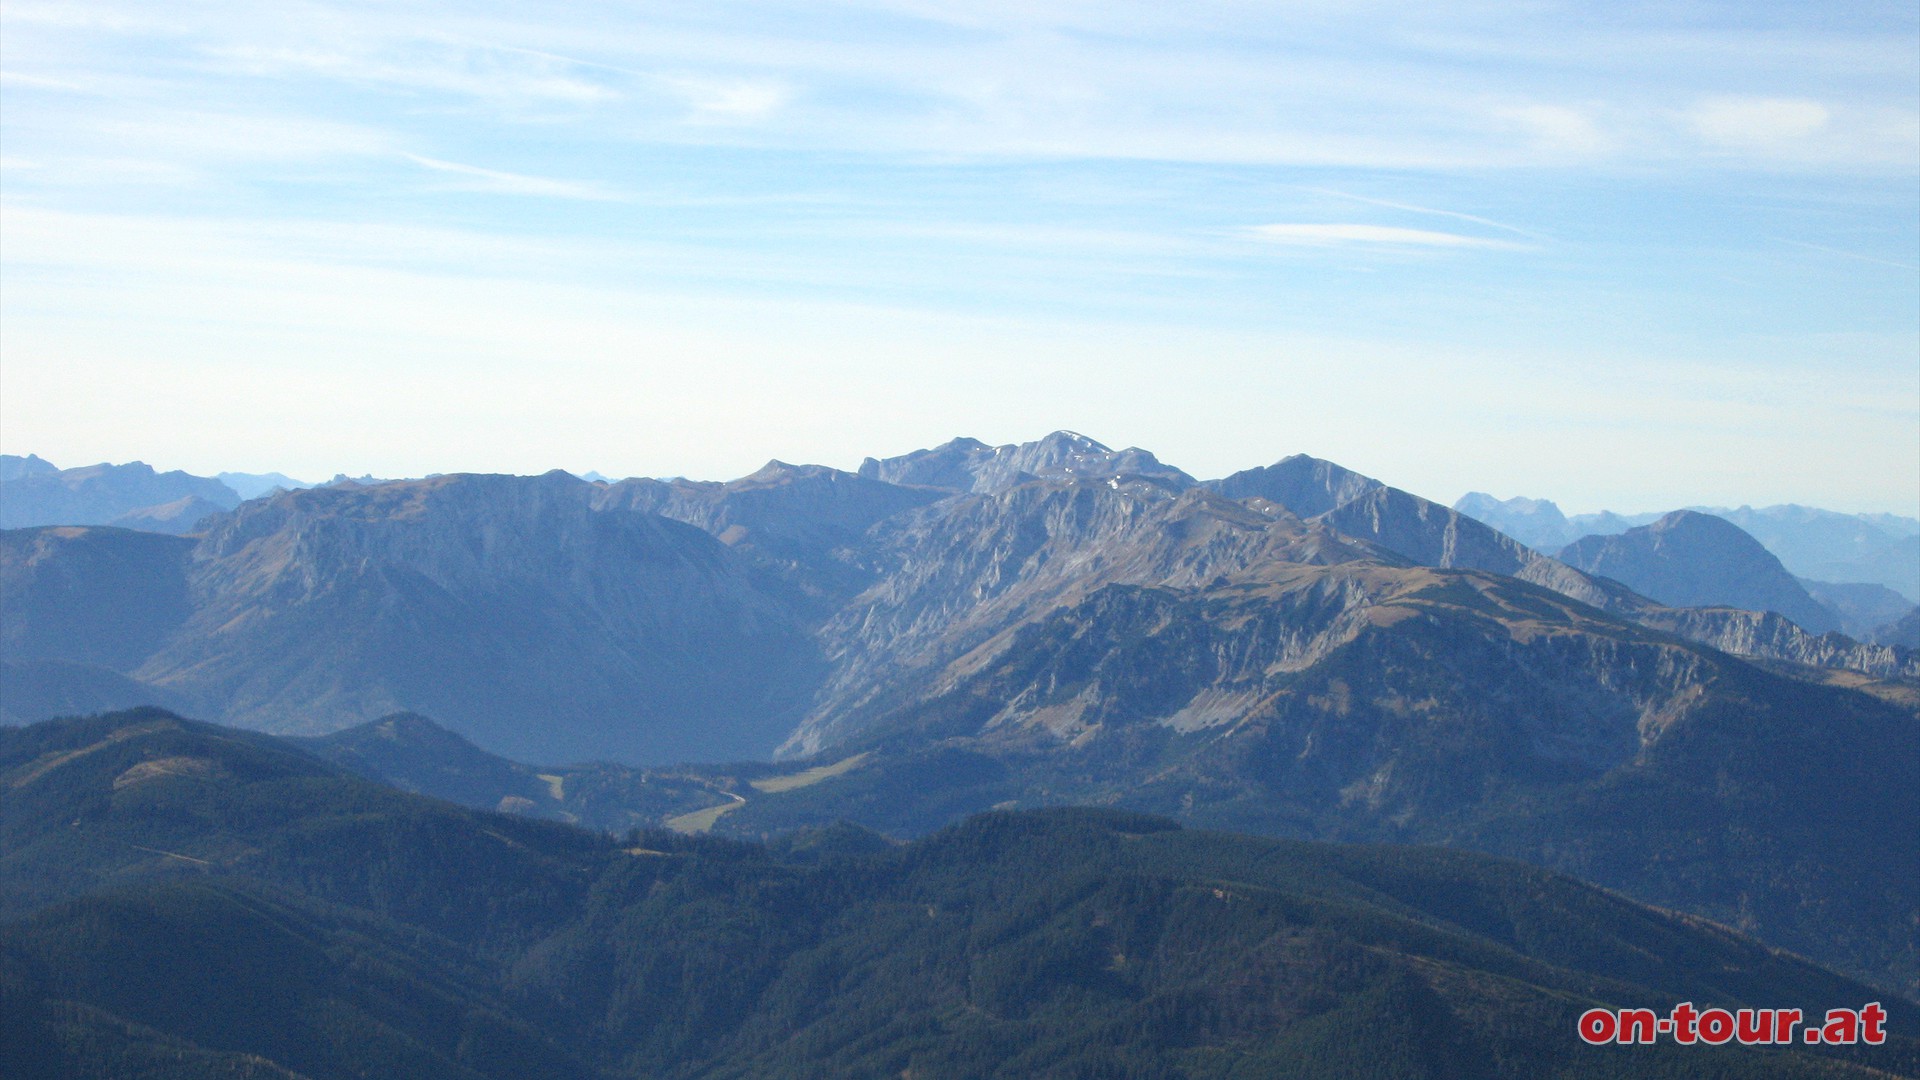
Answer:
xmin=2 ymin=1 xmax=1915 ymax=512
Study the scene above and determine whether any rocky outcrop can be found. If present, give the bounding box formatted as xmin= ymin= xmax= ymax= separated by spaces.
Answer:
xmin=1635 ymin=606 xmax=1919 ymax=679
xmin=786 ymin=480 xmax=1397 ymax=755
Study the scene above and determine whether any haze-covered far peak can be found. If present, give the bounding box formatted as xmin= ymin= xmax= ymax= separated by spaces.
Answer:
xmin=857 ymin=431 xmax=1196 ymax=495
xmin=1460 ymin=491 xmax=1920 ymax=602
xmin=218 ymin=470 xmax=317 ymax=500
xmin=1456 ymin=491 xmax=1569 ymax=527
xmin=0 ymin=456 xmax=241 ymax=533
xmin=0 ymin=453 xmax=60 ymax=482
xmin=324 ymin=472 xmax=406 ymax=488
xmin=1557 ymin=510 xmax=1841 ymax=634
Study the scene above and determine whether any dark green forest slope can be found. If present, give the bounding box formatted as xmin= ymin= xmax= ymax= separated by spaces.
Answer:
xmin=2 ymin=710 xmax=1915 ymax=1079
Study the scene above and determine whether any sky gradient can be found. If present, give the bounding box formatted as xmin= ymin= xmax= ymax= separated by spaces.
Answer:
xmin=2 ymin=1 xmax=1916 ymax=513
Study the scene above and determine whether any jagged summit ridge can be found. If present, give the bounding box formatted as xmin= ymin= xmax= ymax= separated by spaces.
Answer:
xmin=858 ymin=431 xmax=1196 ymax=494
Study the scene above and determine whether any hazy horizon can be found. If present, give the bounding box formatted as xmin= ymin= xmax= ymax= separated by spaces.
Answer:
xmin=8 ymin=435 xmax=1918 ymax=522
xmin=3 ymin=1 xmax=1915 ymax=515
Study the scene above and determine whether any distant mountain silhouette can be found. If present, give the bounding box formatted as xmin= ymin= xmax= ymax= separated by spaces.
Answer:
xmin=216 ymin=470 xmax=316 ymax=499
xmin=0 ymin=457 xmax=241 ymax=532
xmin=1457 ymin=491 xmax=1919 ymax=602
xmin=1558 ymin=511 xmax=1839 ymax=633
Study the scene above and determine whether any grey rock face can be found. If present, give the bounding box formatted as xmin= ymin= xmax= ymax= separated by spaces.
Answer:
xmin=6 ymin=435 xmax=1913 ymax=772
xmin=859 ymin=431 xmax=1196 ymax=494
xmin=2 ymin=474 xmax=830 ymax=764
xmin=1216 ymin=458 xmax=1636 ymax=614
xmin=787 ymin=480 xmax=1394 ymax=755
xmin=1208 ymin=454 xmax=1382 ymax=518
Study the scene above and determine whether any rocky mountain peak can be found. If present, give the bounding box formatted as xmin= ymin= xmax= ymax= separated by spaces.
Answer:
xmin=858 ymin=432 xmax=1195 ymax=494
xmin=1206 ymin=454 xmax=1382 ymax=518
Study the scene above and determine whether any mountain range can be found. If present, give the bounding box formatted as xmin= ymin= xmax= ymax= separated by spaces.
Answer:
xmin=7 ymin=435 xmax=1913 ymax=751
xmin=3 ymin=709 xmax=1914 ymax=1079
xmin=4 ymin=433 xmax=1917 ymax=996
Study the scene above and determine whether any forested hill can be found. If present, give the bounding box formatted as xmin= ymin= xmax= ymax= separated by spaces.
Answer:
xmin=2 ymin=710 xmax=1915 ymax=1079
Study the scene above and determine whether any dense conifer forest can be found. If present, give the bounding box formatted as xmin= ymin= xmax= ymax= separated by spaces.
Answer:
xmin=3 ymin=710 xmax=1914 ymax=1078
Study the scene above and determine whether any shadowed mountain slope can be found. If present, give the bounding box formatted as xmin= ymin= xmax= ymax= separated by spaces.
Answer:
xmin=296 ymin=712 xmax=728 ymax=831
xmin=144 ymin=472 xmax=825 ymax=763
xmin=3 ymin=710 xmax=1913 ymax=1080
xmin=1802 ymin=580 xmax=1915 ymax=641
xmin=0 ymin=527 xmax=197 ymax=672
xmin=0 ymin=474 xmax=829 ymax=763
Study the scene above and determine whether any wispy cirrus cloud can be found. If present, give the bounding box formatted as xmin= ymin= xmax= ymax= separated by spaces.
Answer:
xmin=403 ymin=154 xmax=621 ymax=201
xmin=2 ymin=0 xmax=1914 ymax=510
xmin=1771 ymin=238 xmax=1919 ymax=272
xmin=1248 ymin=224 xmax=1526 ymax=250
xmin=1304 ymin=189 xmax=1540 ymax=239
xmin=1689 ymin=96 xmax=1830 ymax=147
xmin=205 ymin=43 xmax=621 ymax=106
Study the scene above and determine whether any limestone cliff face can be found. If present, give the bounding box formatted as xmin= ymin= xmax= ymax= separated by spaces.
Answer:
xmin=1560 ymin=510 xmax=1841 ymax=634
xmin=850 ymin=566 xmax=1732 ymax=810
xmin=785 ymin=480 xmax=1397 ymax=755
xmin=1634 ymin=605 xmax=1918 ymax=679
xmin=1206 ymin=458 xmax=1910 ymax=673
